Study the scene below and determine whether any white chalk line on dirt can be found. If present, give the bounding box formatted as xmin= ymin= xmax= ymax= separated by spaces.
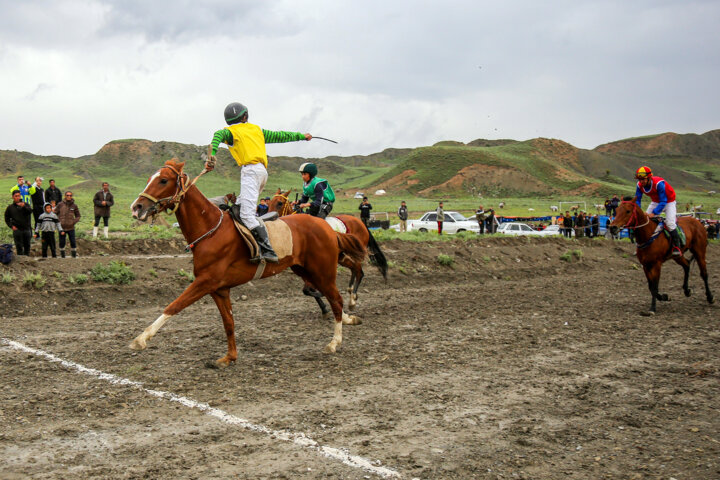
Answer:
xmin=1 ymin=337 xmax=402 ymax=479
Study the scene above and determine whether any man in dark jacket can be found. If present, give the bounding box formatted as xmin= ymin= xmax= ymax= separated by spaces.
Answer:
xmin=56 ymin=191 xmax=81 ymax=257
xmin=475 ymin=205 xmax=486 ymax=234
xmin=397 ymin=201 xmax=408 ymax=232
xmin=30 ymin=177 xmax=46 ymax=232
xmin=5 ymin=191 xmax=33 ymax=255
xmin=45 ymin=179 xmax=63 ymax=206
xmin=359 ymin=197 xmax=372 ymax=227
xmin=92 ymin=182 xmax=114 ymax=239
xmin=486 ymin=209 xmax=495 ymax=234
xmin=609 ymin=195 xmax=620 ymax=216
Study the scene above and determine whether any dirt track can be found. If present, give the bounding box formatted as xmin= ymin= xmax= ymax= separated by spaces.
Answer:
xmin=1 ymin=236 xmax=718 ymax=479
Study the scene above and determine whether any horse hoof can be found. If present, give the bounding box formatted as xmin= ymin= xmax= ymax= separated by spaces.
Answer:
xmin=324 ymin=344 xmax=336 ymax=354
xmin=685 ymin=288 xmax=693 ymax=297
xmin=660 ymin=294 xmax=669 ymax=301
xmin=129 ymin=338 xmax=146 ymax=350
xmin=348 ymin=302 xmax=356 ymax=312
xmin=708 ymin=296 xmax=715 ymax=304
xmin=640 ymin=311 xmax=655 ymax=317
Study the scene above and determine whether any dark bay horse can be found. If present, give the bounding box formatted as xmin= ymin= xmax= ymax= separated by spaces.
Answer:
xmin=129 ymin=159 xmax=366 ymax=366
xmin=268 ymin=189 xmax=388 ymax=313
xmin=610 ymin=199 xmax=714 ymax=315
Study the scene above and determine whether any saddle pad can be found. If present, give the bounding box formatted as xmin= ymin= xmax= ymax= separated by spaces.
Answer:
xmin=324 ymin=216 xmax=347 ymax=233
xmin=663 ymin=224 xmax=686 ymax=247
xmin=232 ymin=218 xmax=294 ymax=260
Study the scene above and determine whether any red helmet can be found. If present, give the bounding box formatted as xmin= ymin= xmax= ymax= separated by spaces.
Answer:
xmin=635 ymin=166 xmax=653 ymax=179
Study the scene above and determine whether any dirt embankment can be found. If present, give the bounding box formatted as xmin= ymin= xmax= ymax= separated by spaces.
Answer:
xmin=1 ymin=237 xmax=718 ymax=479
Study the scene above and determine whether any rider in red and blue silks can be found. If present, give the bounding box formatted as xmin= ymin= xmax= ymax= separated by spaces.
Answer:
xmin=634 ymin=165 xmax=681 ymax=256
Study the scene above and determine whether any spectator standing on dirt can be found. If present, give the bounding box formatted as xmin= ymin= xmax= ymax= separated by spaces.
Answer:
xmin=575 ymin=212 xmax=585 ymax=238
xmin=475 ymin=205 xmax=486 ymax=234
xmin=397 ymin=201 xmax=408 ymax=232
xmin=5 ymin=191 xmax=33 ymax=255
xmin=45 ymin=179 xmax=62 ymax=205
xmin=359 ymin=197 xmax=372 ymax=227
xmin=562 ymin=211 xmax=573 ymax=238
xmin=35 ymin=203 xmax=63 ymax=258
xmin=609 ymin=195 xmax=620 ymax=216
xmin=486 ymin=208 xmax=496 ymax=234
xmin=92 ymin=182 xmax=114 ymax=239
xmin=10 ymin=175 xmax=36 ymax=205
xmin=30 ymin=177 xmax=45 ymax=232
xmin=591 ymin=214 xmax=599 ymax=238
xmin=56 ymin=191 xmax=81 ymax=258
xmin=604 ymin=197 xmax=612 ymax=216
xmin=436 ymin=201 xmax=444 ymax=235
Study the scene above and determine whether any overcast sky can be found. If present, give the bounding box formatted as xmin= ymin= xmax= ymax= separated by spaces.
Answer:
xmin=1 ymin=0 xmax=718 ymax=160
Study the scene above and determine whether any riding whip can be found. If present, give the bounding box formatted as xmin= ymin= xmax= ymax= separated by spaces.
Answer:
xmin=313 ymin=136 xmax=338 ymax=144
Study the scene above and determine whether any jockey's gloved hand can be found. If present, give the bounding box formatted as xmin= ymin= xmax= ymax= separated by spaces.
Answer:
xmin=205 ymin=155 xmax=216 ymax=171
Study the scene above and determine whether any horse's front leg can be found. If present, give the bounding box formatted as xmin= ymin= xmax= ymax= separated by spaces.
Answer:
xmin=642 ymin=263 xmax=663 ymax=315
xmin=210 ymin=288 xmax=237 ymax=367
xmin=130 ymin=277 xmax=214 ymax=350
xmin=673 ymin=256 xmax=692 ymax=297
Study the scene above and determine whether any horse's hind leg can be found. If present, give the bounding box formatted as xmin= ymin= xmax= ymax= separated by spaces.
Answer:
xmin=349 ymin=267 xmax=364 ymax=311
xmin=210 ymin=288 xmax=237 ymax=367
xmin=694 ymin=248 xmax=715 ymax=304
xmin=302 ymin=282 xmax=332 ymax=319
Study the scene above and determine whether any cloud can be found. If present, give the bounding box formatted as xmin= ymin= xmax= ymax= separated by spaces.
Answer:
xmin=0 ymin=0 xmax=718 ymax=159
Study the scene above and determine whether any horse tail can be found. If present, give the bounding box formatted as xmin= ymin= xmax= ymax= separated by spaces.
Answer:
xmin=336 ymin=232 xmax=367 ymax=266
xmin=367 ymin=230 xmax=388 ymax=281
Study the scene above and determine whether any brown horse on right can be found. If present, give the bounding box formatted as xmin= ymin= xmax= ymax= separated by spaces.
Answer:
xmin=610 ymin=199 xmax=714 ymax=315
xmin=268 ymin=189 xmax=388 ymax=315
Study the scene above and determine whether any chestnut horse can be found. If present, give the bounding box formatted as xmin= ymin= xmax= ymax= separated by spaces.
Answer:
xmin=610 ymin=199 xmax=714 ymax=315
xmin=268 ymin=189 xmax=388 ymax=314
xmin=129 ymin=159 xmax=366 ymax=366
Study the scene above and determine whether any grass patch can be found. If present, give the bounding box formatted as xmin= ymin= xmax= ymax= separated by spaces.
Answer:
xmin=178 ymin=268 xmax=195 ymax=282
xmin=560 ymin=249 xmax=583 ymax=262
xmin=69 ymin=273 xmax=89 ymax=285
xmin=23 ymin=272 xmax=46 ymax=289
xmin=437 ymin=254 xmax=455 ymax=267
xmin=90 ymin=261 xmax=135 ymax=284
xmin=148 ymin=268 xmax=158 ymax=278
xmin=1 ymin=272 xmax=14 ymax=284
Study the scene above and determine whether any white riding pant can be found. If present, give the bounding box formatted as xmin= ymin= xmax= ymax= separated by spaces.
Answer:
xmin=237 ymin=163 xmax=267 ymax=230
xmin=646 ymin=200 xmax=677 ymax=231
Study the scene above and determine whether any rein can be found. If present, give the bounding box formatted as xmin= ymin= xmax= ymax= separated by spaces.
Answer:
xmin=621 ymin=200 xmax=650 ymax=230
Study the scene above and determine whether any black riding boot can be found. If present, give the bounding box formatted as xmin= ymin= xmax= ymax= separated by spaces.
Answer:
xmin=71 ymin=249 xmax=77 ymax=258
xmin=669 ymin=229 xmax=682 ymax=257
xmin=60 ymin=249 xmax=66 ymax=258
xmin=250 ymin=225 xmax=279 ymax=263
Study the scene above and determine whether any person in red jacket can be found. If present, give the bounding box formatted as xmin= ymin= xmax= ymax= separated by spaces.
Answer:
xmin=634 ymin=165 xmax=681 ymax=256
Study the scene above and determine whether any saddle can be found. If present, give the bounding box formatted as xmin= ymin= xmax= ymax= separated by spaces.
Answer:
xmin=639 ymin=220 xmax=686 ymax=251
xmin=230 ymin=216 xmax=293 ymax=277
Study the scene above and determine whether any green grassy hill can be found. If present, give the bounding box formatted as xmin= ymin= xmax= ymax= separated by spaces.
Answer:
xmin=1 ymin=129 xmax=719 ymax=239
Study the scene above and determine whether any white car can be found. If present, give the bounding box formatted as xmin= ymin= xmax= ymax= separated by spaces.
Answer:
xmin=407 ymin=211 xmax=480 ymax=234
xmin=496 ymin=222 xmax=546 ymax=236
xmin=535 ymin=224 xmax=564 ymax=236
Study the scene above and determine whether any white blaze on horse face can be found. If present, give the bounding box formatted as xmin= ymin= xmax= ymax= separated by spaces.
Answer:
xmin=130 ymin=171 xmax=162 ymax=215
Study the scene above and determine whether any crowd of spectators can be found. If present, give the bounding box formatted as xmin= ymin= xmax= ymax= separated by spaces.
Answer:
xmin=4 ymin=176 xmax=114 ymax=258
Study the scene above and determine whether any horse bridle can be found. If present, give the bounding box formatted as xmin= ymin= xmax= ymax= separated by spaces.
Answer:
xmin=271 ymin=192 xmax=296 ymax=217
xmin=620 ymin=200 xmax=650 ymax=229
xmin=138 ymin=164 xmax=192 ymax=216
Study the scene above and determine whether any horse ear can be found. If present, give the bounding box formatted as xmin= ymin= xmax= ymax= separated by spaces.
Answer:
xmin=284 ymin=188 xmax=292 ymax=196
xmin=275 ymin=188 xmax=281 ymax=195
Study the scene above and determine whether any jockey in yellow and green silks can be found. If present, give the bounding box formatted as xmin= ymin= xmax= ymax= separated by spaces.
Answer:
xmin=205 ymin=102 xmax=312 ymax=263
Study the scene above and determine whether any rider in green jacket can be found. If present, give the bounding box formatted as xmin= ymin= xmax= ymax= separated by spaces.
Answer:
xmin=294 ymin=163 xmax=335 ymax=219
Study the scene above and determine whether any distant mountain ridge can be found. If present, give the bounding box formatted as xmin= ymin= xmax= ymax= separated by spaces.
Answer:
xmin=2 ymin=130 xmax=718 ymax=197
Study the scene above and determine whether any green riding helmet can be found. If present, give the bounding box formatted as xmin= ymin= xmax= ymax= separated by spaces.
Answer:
xmin=224 ymin=102 xmax=248 ymax=125
xmin=298 ymin=162 xmax=318 ymax=178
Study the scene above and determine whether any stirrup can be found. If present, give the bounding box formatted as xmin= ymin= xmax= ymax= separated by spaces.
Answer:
xmin=671 ymin=246 xmax=682 ymax=257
